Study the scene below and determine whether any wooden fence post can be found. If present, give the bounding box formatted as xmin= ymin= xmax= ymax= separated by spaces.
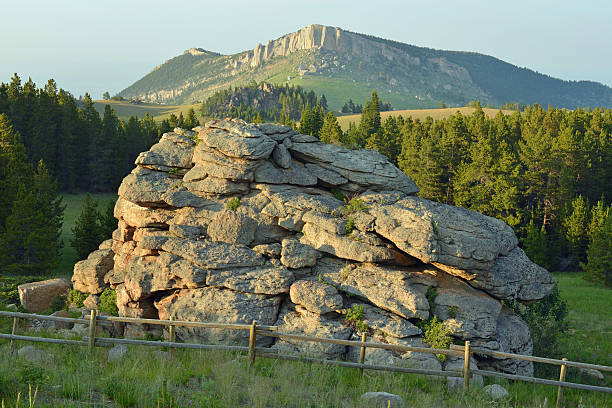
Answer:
xmin=463 ymin=341 xmax=471 ymax=391
xmin=556 ymin=358 xmax=568 ymax=408
xmin=249 ymin=320 xmax=257 ymax=367
xmin=359 ymin=332 xmax=367 ymax=377
xmin=10 ymin=317 xmax=18 ymax=355
xmin=168 ymin=316 xmax=175 ymax=343
xmin=168 ymin=316 xmax=175 ymax=358
xmin=88 ymin=309 xmax=97 ymax=355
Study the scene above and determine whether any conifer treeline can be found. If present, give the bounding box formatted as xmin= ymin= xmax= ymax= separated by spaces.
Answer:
xmin=321 ymin=92 xmax=611 ymax=284
xmin=201 ymin=82 xmax=325 ymax=125
xmin=0 ymin=74 xmax=199 ymax=193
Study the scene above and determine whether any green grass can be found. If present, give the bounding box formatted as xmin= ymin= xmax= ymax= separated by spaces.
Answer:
xmin=0 ymin=340 xmax=609 ymax=408
xmin=336 ymin=106 xmax=515 ymax=130
xmin=55 ymin=193 xmax=117 ymax=278
xmin=554 ymin=272 xmax=612 ymax=368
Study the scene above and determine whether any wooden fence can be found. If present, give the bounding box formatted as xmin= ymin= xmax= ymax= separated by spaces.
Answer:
xmin=1 ymin=310 xmax=610 ymax=407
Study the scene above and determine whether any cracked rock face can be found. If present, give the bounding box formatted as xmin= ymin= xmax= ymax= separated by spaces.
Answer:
xmin=72 ymin=118 xmax=555 ymax=376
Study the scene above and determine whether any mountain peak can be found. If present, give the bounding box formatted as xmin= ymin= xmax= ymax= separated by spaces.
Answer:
xmin=119 ymin=25 xmax=612 ymax=108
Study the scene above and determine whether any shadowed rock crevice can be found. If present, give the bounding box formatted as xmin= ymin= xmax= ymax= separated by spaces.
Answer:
xmin=72 ymin=119 xmax=555 ymax=376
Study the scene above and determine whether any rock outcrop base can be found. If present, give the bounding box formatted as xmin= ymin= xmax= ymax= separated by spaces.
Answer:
xmin=72 ymin=119 xmax=555 ymax=377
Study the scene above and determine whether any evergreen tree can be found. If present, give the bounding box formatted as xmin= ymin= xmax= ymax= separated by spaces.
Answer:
xmin=0 ymin=114 xmax=32 ymax=228
xmin=312 ymin=103 xmax=324 ymax=137
xmin=319 ymin=94 xmax=328 ymax=111
xmin=0 ymin=183 xmax=59 ymax=275
xmin=522 ymin=219 xmax=550 ymax=269
xmin=184 ymin=108 xmax=200 ymax=129
xmin=32 ymin=160 xmax=65 ymax=258
xmin=588 ymin=199 xmax=609 ymax=241
xmin=71 ymin=194 xmax=102 ymax=260
xmin=98 ymin=199 xmax=117 ymax=241
xmin=582 ymin=212 xmax=612 ymax=287
xmin=564 ymin=195 xmax=590 ymax=265
xmin=298 ymin=103 xmax=314 ymax=136
xmin=358 ymin=90 xmax=381 ymax=147
xmin=319 ymin=112 xmax=344 ymax=145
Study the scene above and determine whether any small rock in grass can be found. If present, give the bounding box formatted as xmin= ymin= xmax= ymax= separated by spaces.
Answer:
xmin=108 ymin=344 xmax=128 ymax=362
xmin=51 ymin=309 xmax=72 ymax=330
xmin=483 ymin=384 xmax=509 ymax=400
xmin=447 ymin=375 xmax=484 ymax=390
xmin=578 ymin=367 xmax=604 ymax=380
xmin=17 ymin=346 xmax=48 ymax=363
xmin=360 ymin=392 xmax=404 ymax=408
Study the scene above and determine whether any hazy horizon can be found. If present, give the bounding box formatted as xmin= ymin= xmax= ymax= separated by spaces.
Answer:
xmin=2 ymin=0 xmax=611 ymax=100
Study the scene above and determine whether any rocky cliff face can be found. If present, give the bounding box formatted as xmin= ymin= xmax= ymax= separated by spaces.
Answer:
xmin=72 ymin=119 xmax=554 ymax=377
xmin=235 ymin=24 xmax=467 ymax=79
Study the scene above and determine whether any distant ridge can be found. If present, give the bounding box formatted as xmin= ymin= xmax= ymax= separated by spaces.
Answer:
xmin=119 ymin=24 xmax=612 ymax=109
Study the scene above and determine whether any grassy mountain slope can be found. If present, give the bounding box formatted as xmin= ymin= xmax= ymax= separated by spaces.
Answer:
xmin=119 ymin=25 xmax=612 ymax=110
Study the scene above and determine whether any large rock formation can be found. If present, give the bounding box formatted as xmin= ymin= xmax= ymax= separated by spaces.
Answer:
xmin=72 ymin=119 xmax=555 ymax=376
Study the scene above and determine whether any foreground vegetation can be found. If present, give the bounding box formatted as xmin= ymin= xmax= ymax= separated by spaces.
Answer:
xmin=0 ymin=273 xmax=609 ymax=407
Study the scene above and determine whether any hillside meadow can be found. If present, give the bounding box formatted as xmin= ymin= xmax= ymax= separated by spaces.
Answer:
xmin=336 ymin=106 xmax=515 ymax=130
xmin=92 ymin=101 xmax=202 ymax=122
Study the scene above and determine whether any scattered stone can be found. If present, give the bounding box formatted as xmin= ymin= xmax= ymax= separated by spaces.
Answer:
xmin=578 ymin=367 xmax=604 ymax=380
xmin=51 ymin=310 xmax=72 ymax=330
xmin=18 ymin=278 xmax=70 ymax=313
xmin=359 ymin=392 xmax=404 ymax=408
xmin=108 ymin=344 xmax=129 ymax=362
xmin=483 ymin=384 xmax=509 ymax=399
xmin=17 ymin=346 xmax=48 ymax=363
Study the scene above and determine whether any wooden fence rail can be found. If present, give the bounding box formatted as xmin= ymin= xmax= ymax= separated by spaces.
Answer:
xmin=1 ymin=310 xmax=610 ymax=407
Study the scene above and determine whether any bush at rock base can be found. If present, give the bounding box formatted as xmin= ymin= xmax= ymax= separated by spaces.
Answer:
xmin=99 ymin=288 xmax=118 ymax=316
xmin=419 ymin=316 xmax=453 ymax=363
xmin=67 ymin=289 xmax=87 ymax=308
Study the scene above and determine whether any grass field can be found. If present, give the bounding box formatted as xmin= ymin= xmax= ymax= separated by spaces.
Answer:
xmin=93 ymin=101 xmax=203 ymax=122
xmin=336 ymin=107 xmax=515 ymax=130
xmin=554 ymin=272 xmax=612 ymax=369
xmin=55 ymin=193 xmax=117 ymax=279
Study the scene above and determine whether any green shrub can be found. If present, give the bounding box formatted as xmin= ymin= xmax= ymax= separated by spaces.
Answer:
xmin=420 ymin=316 xmax=452 ymax=362
xmin=0 ymin=281 xmax=20 ymax=305
xmin=504 ymin=285 xmax=568 ymax=362
xmin=99 ymin=288 xmax=118 ymax=316
xmin=344 ymin=304 xmax=368 ymax=332
xmin=333 ymin=197 xmax=370 ymax=218
xmin=226 ymin=197 xmax=241 ymax=211
xmin=425 ymin=286 xmax=437 ymax=315
xmin=345 ymin=217 xmax=355 ymax=234
xmin=331 ymin=188 xmax=346 ymax=202
xmin=67 ymin=289 xmax=87 ymax=308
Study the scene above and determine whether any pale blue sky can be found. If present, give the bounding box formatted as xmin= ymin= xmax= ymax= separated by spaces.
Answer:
xmin=1 ymin=0 xmax=610 ymax=99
